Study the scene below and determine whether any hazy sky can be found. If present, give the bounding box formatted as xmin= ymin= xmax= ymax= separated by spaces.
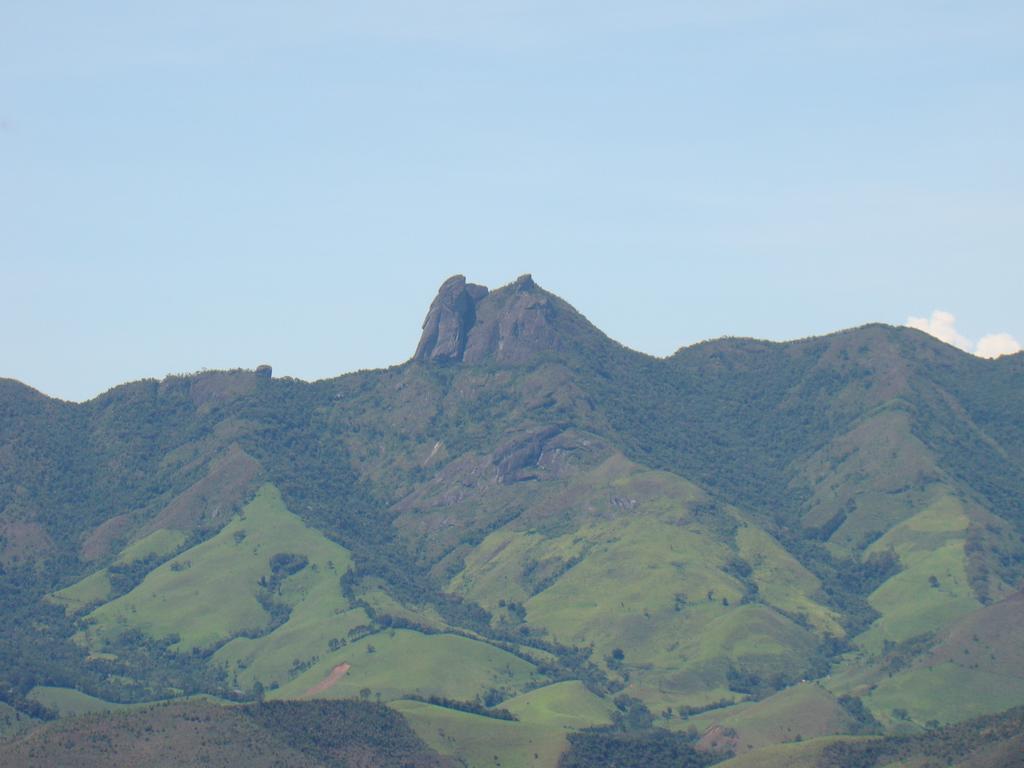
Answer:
xmin=3 ymin=1 xmax=1022 ymax=401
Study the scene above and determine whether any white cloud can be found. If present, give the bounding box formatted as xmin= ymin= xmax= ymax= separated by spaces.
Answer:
xmin=906 ymin=310 xmax=1021 ymax=359
xmin=975 ymin=333 xmax=1022 ymax=359
xmin=907 ymin=310 xmax=971 ymax=352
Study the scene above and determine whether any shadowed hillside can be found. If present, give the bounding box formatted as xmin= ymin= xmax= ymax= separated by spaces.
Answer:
xmin=0 ymin=699 xmax=450 ymax=768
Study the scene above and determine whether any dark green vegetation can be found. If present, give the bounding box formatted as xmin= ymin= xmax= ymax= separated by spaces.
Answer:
xmin=817 ymin=706 xmax=1024 ymax=768
xmin=715 ymin=707 xmax=1024 ymax=768
xmin=0 ymin=699 xmax=448 ymax=767
xmin=3 ymin=273 xmax=1024 ymax=766
xmin=559 ymin=730 xmax=713 ymax=768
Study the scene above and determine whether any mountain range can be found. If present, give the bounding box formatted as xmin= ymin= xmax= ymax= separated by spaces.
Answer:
xmin=2 ymin=273 xmax=1023 ymax=767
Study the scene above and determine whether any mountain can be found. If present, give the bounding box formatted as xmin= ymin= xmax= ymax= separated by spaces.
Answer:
xmin=2 ymin=273 xmax=1023 ymax=766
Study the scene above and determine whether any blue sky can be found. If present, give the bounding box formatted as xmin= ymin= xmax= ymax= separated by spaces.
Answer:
xmin=2 ymin=1 xmax=1022 ymax=401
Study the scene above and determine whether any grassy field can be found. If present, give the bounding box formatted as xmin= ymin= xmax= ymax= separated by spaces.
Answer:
xmin=49 ymin=569 xmax=113 ymax=614
xmin=269 ymin=628 xmax=543 ymax=702
xmin=502 ymin=681 xmax=613 ymax=729
xmin=444 ymin=454 xmax=831 ymax=708
xmin=676 ymin=683 xmax=857 ymax=752
xmin=392 ymin=699 xmax=568 ymax=768
xmin=27 ymin=686 xmax=135 ymax=717
xmin=864 ymin=661 xmax=1024 ymax=727
xmin=928 ymin=589 xmax=1024 ymax=677
xmin=855 ymin=495 xmax=980 ymax=654
xmin=24 ymin=686 xmax=232 ymax=718
xmin=56 ymin=483 xmax=544 ymax=706
xmin=735 ymin=525 xmax=843 ymax=636
xmin=214 ymin=605 xmax=371 ymax=692
xmin=114 ymin=528 xmax=187 ymax=565
xmin=797 ymin=408 xmax=938 ymax=552
xmin=79 ymin=484 xmax=354 ymax=653
xmin=824 ymin=589 xmax=1024 ymax=729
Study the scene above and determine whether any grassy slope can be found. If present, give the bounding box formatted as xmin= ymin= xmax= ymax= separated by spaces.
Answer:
xmin=720 ymin=705 xmax=1024 ymax=768
xmin=857 ymin=495 xmax=981 ymax=654
xmin=831 ymin=590 xmax=1024 ymax=728
xmin=797 ymin=407 xmax=939 ymax=549
xmin=502 ymin=681 xmax=614 ymax=729
xmin=36 ymin=437 xmax=1013 ymax=762
xmin=26 ymin=685 xmax=135 ymax=717
xmin=864 ymin=662 xmax=1024 ymax=728
xmin=48 ymin=568 xmax=113 ymax=614
xmin=49 ymin=528 xmax=186 ymax=615
xmin=678 ymin=683 xmax=858 ymax=752
xmin=735 ymin=525 xmax=843 ymax=635
xmin=393 ymin=698 xmax=567 ymax=768
xmin=55 ymin=482 xmax=543 ymax=706
xmin=271 ymin=628 xmax=542 ymax=702
xmin=449 ymin=455 xmax=827 ymax=709
xmin=80 ymin=484 xmax=353 ymax=653
xmin=114 ymin=528 xmax=188 ymax=565
xmin=214 ymin=605 xmax=371 ymax=692
xmin=25 ymin=686 xmax=231 ymax=717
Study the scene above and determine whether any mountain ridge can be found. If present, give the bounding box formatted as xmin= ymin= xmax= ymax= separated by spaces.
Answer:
xmin=2 ymin=273 xmax=1024 ymax=766
xmin=12 ymin=275 xmax=1023 ymax=407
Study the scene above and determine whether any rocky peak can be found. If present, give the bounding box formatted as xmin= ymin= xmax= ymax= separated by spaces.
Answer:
xmin=413 ymin=275 xmax=489 ymax=362
xmin=413 ymin=273 xmax=604 ymax=365
xmin=512 ymin=273 xmax=536 ymax=292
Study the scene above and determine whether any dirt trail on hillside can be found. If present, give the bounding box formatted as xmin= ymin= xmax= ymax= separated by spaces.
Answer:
xmin=301 ymin=662 xmax=351 ymax=698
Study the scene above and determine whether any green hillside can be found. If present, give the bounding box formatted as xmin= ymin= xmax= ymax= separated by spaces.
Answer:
xmin=503 ymin=681 xmax=614 ymax=729
xmin=270 ymin=629 xmax=542 ymax=702
xmin=26 ymin=686 xmax=136 ymax=717
xmin=79 ymin=484 xmax=354 ymax=654
xmin=679 ymin=683 xmax=859 ymax=753
xmin=3 ymin=274 xmax=1024 ymax=766
xmin=393 ymin=698 xmax=569 ymax=768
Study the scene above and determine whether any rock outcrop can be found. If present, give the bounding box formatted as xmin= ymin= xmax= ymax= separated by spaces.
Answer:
xmin=413 ymin=273 xmax=590 ymax=364
xmin=413 ymin=275 xmax=488 ymax=362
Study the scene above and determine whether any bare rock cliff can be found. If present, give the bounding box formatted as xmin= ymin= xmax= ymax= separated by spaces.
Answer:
xmin=414 ymin=273 xmax=576 ymax=364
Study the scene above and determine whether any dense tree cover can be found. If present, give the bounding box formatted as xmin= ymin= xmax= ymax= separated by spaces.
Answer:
xmin=244 ymin=699 xmax=446 ymax=766
xmin=402 ymin=693 xmax=518 ymax=720
xmin=777 ymin=536 xmax=902 ymax=636
xmin=819 ymin=706 xmax=1024 ymax=767
xmin=558 ymin=730 xmax=716 ymax=768
xmin=836 ymin=694 xmax=882 ymax=735
xmin=0 ymin=698 xmax=447 ymax=768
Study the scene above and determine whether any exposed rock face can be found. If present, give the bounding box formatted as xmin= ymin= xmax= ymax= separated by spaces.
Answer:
xmin=413 ymin=275 xmax=489 ymax=362
xmin=492 ymin=425 xmax=564 ymax=484
xmin=463 ymin=273 xmax=564 ymax=364
xmin=414 ymin=273 xmax=579 ymax=364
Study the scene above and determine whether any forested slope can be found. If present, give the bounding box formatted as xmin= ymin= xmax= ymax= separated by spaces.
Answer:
xmin=2 ymin=274 xmax=1023 ymax=766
